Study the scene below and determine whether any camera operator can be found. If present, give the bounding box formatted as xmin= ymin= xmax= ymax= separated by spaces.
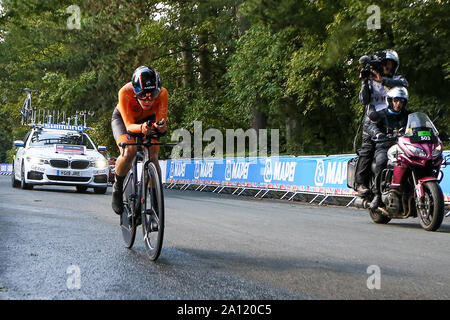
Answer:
xmin=354 ymin=49 xmax=408 ymax=195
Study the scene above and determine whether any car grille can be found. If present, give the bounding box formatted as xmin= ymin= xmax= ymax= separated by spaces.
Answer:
xmin=50 ymin=159 xmax=90 ymax=169
xmin=50 ymin=160 xmax=69 ymax=168
xmin=70 ymin=160 xmax=90 ymax=170
xmin=47 ymin=175 xmax=90 ymax=182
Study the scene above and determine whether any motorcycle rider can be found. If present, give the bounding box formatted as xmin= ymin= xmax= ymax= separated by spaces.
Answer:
xmin=366 ymin=87 xmax=410 ymax=209
xmin=355 ymin=49 xmax=409 ymax=195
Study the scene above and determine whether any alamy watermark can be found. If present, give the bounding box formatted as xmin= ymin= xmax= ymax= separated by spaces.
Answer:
xmin=66 ymin=265 xmax=81 ymax=290
xmin=366 ymin=265 xmax=381 ymax=290
xmin=367 ymin=5 xmax=381 ymax=30
xmin=169 ymin=121 xmax=279 ymax=160
xmin=64 ymin=5 xmax=380 ymax=37
xmin=66 ymin=5 xmax=81 ymax=30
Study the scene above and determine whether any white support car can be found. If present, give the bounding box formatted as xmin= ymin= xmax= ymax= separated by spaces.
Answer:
xmin=11 ymin=123 xmax=109 ymax=194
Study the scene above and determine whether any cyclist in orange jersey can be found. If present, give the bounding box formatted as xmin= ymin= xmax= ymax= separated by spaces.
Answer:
xmin=111 ymin=66 xmax=168 ymax=215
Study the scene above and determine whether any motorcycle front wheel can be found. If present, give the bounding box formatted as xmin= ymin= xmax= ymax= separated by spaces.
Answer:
xmin=417 ymin=182 xmax=444 ymax=232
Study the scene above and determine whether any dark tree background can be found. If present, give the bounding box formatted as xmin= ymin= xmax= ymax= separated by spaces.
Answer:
xmin=0 ymin=0 xmax=449 ymax=161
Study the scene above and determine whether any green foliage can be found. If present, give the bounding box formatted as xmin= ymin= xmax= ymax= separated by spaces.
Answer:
xmin=87 ymin=111 xmax=117 ymax=157
xmin=0 ymin=0 xmax=449 ymax=164
xmin=227 ymin=25 xmax=292 ymax=116
xmin=237 ymin=0 xmax=450 ymax=154
xmin=286 ymin=37 xmax=356 ymax=154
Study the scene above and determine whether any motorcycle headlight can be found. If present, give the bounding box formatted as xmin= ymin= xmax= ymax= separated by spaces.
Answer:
xmin=387 ymin=144 xmax=403 ymax=165
xmin=26 ymin=156 xmax=49 ymax=165
xmin=432 ymin=144 xmax=443 ymax=157
xmin=406 ymin=145 xmax=427 ymax=158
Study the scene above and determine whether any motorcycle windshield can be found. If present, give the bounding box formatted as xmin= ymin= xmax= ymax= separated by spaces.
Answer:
xmin=405 ymin=112 xmax=439 ymax=137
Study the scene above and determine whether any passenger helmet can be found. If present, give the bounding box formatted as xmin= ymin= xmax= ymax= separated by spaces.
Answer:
xmin=381 ymin=49 xmax=399 ymax=75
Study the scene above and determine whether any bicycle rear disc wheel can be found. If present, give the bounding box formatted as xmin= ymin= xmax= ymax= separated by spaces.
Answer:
xmin=120 ymin=172 xmax=137 ymax=248
xmin=141 ymin=162 xmax=164 ymax=261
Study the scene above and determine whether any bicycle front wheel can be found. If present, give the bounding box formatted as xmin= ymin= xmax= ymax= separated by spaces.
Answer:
xmin=120 ymin=172 xmax=137 ymax=248
xmin=141 ymin=162 xmax=165 ymax=261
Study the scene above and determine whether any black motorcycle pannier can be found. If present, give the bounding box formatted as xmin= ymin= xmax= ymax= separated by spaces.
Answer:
xmin=347 ymin=156 xmax=359 ymax=189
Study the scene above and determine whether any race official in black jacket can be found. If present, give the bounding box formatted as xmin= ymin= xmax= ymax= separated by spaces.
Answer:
xmin=366 ymin=87 xmax=410 ymax=209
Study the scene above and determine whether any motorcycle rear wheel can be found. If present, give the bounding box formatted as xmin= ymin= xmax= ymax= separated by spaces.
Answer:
xmin=417 ymin=182 xmax=444 ymax=232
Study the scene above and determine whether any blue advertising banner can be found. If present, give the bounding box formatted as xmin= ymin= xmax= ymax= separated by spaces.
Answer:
xmin=166 ymin=155 xmax=357 ymax=196
xmin=1 ymin=151 xmax=448 ymax=200
xmin=166 ymin=151 xmax=450 ymax=200
xmin=441 ymin=151 xmax=450 ymax=202
xmin=0 ymin=164 xmax=12 ymax=173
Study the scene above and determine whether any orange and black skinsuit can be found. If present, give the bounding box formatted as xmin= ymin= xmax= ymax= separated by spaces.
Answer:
xmin=111 ymin=82 xmax=168 ymax=148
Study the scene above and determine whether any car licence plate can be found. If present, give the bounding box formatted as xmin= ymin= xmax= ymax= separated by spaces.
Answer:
xmin=58 ymin=170 xmax=81 ymax=177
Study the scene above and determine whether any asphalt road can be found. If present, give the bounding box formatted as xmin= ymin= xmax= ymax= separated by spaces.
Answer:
xmin=0 ymin=175 xmax=449 ymax=300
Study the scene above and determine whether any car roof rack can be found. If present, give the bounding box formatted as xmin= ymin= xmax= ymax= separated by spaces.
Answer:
xmin=20 ymin=88 xmax=94 ymax=131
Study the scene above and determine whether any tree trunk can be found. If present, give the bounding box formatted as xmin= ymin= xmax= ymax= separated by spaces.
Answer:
xmin=251 ymin=104 xmax=267 ymax=131
xmin=179 ymin=3 xmax=195 ymax=89
xmin=284 ymin=99 xmax=302 ymax=153
xmin=180 ymin=40 xmax=194 ymax=89
xmin=285 ymin=118 xmax=301 ymax=141
xmin=198 ymin=30 xmax=210 ymax=87
xmin=235 ymin=0 xmax=249 ymax=37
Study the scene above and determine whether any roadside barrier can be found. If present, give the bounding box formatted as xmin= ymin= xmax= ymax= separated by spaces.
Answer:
xmin=0 ymin=164 xmax=12 ymax=176
xmin=163 ymin=152 xmax=450 ymax=205
xmin=2 ymin=152 xmax=449 ymax=205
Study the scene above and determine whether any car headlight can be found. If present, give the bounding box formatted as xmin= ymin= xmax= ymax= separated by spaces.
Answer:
xmin=90 ymin=159 xmax=108 ymax=169
xmin=406 ymin=145 xmax=427 ymax=158
xmin=432 ymin=144 xmax=443 ymax=157
xmin=26 ymin=156 xmax=49 ymax=165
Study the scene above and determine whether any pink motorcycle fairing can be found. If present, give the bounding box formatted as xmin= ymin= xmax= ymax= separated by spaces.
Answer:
xmin=397 ymin=136 xmax=441 ymax=159
xmin=390 ymin=136 xmax=443 ymax=188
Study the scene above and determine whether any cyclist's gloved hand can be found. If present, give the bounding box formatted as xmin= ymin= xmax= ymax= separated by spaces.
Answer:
xmin=141 ymin=122 xmax=152 ymax=135
xmin=155 ymin=118 xmax=167 ymax=134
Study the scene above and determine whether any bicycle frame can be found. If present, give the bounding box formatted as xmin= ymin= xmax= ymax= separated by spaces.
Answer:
xmin=120 ymin=132 xmax=177 ymax=177
xmin=119 ymin=133 xmax=176 ymax=259
xmin=123 ymin=137 xmax=149 ymax=212
xmin=121 ymin=135 xmax=175 ymax=213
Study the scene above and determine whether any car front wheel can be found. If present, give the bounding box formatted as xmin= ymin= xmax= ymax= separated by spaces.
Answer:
xmin=76 ymin=186 xmax=88 ymax=193
xmin=20 ymin=163 xmax=33 ymax=190
xmin=11 ymin=164 xmax=20 ymax=188
xmin=94 ymin=187 xmax=107 ymax=194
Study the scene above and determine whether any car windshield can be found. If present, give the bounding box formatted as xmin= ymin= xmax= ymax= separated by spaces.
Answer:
xmin=29 ymin=131 xmax=95 ymax=149
xmin=405 ymin=112 xmax=439 ymax=137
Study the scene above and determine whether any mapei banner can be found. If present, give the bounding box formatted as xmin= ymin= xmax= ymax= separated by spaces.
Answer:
xmin=0 ymin=164 xmax=13 ymax=173
xmin=166 ymin=151 xmax=450 ymax=200
xmin=441 ymin=151 xmax=450 ymax=202
xmin=166 ymin=155 xmax=357 ymax=196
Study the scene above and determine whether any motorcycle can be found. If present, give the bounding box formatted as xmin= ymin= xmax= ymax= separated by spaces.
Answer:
xmin=348 ymin=112 xmax=447 ymax=231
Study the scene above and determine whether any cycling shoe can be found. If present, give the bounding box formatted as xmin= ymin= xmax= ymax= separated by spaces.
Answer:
xmin=112 ymin=182 xmax=124 ymax=215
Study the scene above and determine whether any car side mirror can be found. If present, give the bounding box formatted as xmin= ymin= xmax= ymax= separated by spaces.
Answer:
xmin=13 ymin=140 xmax=24 ymax=147
xmin=98 ymin=145 xmax=107 ymax=152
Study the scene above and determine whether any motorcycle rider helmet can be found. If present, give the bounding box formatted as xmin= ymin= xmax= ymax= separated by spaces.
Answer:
xmin=131 ymin=66 xmax=162 ymax=101
xmin=386 ymin=86 xmax=408 ymax=113
xmin=381 ymin=49 xmax=399 ymax=76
